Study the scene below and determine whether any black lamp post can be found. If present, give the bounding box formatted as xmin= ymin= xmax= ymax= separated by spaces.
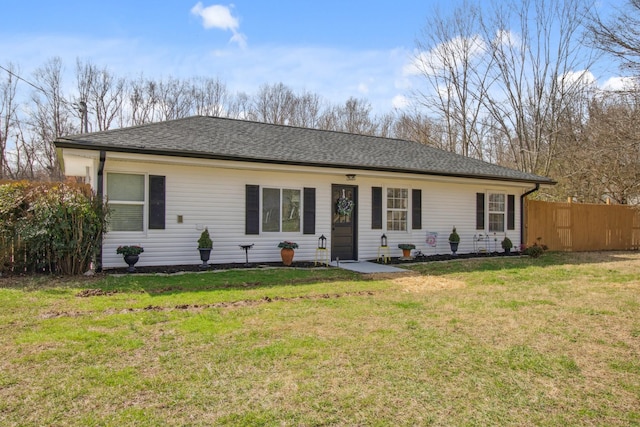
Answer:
xmin=381 ymin=234 xmax=388 ymax=247
xmin=318 ymin=234 xmax=327 ymax=249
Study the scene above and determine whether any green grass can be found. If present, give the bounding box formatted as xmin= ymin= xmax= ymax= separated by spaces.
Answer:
xmin=1 ymin=252 xmax=640 ymax=426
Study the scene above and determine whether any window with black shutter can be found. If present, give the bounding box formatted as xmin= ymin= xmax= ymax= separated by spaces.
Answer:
xmin=476 ymin=193 xmax=485 ymax=230
xmin=148 ymin=175 xmax=166 ymax=230
xmin=245 ymin=185 xmax=260 ymax=235
xmin=412 ymin=189 xmax=422 ymax=230
xmin=372 ymin=187 xmax=382 ymax=229
xmin=303 ymin=187 xmax=316 ymax=234
xmin=507 ymin=194 xmax=515 ymax=230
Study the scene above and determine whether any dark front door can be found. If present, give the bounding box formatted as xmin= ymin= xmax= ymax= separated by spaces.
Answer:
xmin=331 ymin=184 xmax=357 ymax=261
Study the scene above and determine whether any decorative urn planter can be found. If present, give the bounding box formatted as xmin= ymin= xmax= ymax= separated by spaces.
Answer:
xmin=278 ymin=241 xmax=298 ymax=266
xmin=124 ymin=255 xmax=139 ymax=273
xmin=397 ymin=243 xmax=416 ymax=258
xmin=448 ymin=227 xmax=460 ymax=256
xmin=449 ymin=242 xmax=459 ymax=255
xmin=501 ymin=237 xmax=513 ymax=255
xmin=198 ymin=248 xmax=212 ymax=268
xmin=116 ymin=245 xmax=144 ymax=273
xmin=197 ymin=228 xmax=213 ymax=269
xmin=280 ymin=248 xmax=295 ymax=266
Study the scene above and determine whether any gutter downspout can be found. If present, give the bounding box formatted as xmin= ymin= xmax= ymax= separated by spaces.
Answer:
xmin=520 ymin=183 xmax=540 ymax=246
xmin=96 ymin=151 xmax=106 ymax=272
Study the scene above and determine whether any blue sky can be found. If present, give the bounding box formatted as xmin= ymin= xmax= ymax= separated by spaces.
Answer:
xmin=0 ymin=0 xmax=626 ymax=115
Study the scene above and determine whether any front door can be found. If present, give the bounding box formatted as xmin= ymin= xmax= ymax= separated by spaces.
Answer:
xmin=331 ymin=184 xmax=357 ymax=261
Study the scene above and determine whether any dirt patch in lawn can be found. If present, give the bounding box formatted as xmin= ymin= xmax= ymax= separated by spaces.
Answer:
xmin=392 ymin=275 xmax=467 ymax=293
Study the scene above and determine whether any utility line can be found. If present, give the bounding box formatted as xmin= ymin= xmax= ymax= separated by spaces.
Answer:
xmin=0 ymin=64 xmax=48 ymax=95
xmin=0 ymin=63 xmax=82 ymax=113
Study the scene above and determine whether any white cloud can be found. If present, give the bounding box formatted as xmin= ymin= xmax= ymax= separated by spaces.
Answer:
xmin=357 ymin=82 xmax=369 ymax=94
xmin=0 ymin=31 xmax=411 ymax=115
xmin=493 ymin=29 xmax=519 ymax=48
xmin=560 ymin=70 xmax=597 ymax=90
xmin=191 ymin=3 xmax=238 ymax=31
xmin=601 ymin=76 xmax=637 ymax=91
xmin=404 ymin=35 xmax=487 ymax=77
xmin=392 ymin=94 xmax=408 ymax=109
xmin=230 ymin=32 xmax=248 ymax=49
xmin=191 ymin=3 xmax=247 ymax=48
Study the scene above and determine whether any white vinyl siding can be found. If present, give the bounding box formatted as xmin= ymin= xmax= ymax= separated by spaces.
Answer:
xmin=94 ymin=154 xmax=527 ymax=268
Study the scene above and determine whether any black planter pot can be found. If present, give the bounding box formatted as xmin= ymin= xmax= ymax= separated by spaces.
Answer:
xmin=123 ymin=254 xmax=139 ymax=273
xmin=504 ymin=247 xmax=511 ymax=255
xmin=449 ymin=241 xmax=459 ymax=255
xmin=198 ymin=248 xmax=212 ymax=269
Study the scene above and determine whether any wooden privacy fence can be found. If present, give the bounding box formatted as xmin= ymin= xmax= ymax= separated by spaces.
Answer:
xmin=525 ymin=200 xmax=640 ymax=251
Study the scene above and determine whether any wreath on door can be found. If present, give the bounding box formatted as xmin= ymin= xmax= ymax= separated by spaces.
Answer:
xmin=336 ymin=189 xmax=354 ymax=216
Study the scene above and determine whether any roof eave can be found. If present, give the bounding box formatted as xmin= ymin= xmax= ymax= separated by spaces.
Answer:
xmin=54 ymin=139 xmax=556 ymax=186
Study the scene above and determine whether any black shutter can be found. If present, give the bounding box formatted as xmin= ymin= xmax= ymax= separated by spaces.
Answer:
xmin=148 ymin=175 xmax=165 ymax=230
xmin=246 ymin=185 xmax=260 ymax=235
xmin=507 ymin=194 xmax=515 ymax=230
xmin=303 ymin=187 xmax=316 ymax=235
xmin=372 ymin=187 xmax=382 ymax=229
xmin=476 ymin=193 xmax=485 ymax=230
xmin=412 ymin=189 xmax=422 ymax=230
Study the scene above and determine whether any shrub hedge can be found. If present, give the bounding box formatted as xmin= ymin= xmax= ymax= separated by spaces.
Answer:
xmin=0 ymin=180 xmax=108 ymax=275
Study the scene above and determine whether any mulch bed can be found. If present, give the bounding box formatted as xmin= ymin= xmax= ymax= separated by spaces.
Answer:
xmin=2 ymin=252 xmax=520 ymax=278
xmin=104 ymin=261 xmax=322 ymax=275
xmin=106 ymin=251 xmax=520 ymax=274
xmin=374 ymin=251 xmax=520 ymax=265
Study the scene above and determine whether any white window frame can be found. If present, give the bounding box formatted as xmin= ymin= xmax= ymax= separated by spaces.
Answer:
xmin=261 ymin=187 xmax=302 ymax=233
xmin=106 ymin=172 xmax=147 ymax=233
xmin=386 ymin=187 xmax=409 ymax=232
xmin=488 ymin=192 xmax=506 ymax=233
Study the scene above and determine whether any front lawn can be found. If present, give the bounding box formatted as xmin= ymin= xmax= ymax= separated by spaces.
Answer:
xmin=1 ymin=252 xmax=639 ymax=425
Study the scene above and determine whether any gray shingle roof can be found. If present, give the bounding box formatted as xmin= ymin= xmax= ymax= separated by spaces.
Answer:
xmin=55 ymin=115 xmax=554 ymax=184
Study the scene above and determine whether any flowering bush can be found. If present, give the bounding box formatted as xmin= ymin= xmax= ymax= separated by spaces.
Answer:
xmin=116 ymin=245 xmax=144 ymax=256
xmin=277 ymin=241 xmax=299 ymax=249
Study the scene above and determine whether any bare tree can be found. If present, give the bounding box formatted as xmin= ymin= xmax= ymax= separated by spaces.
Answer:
xmin=588 ymin=0 xmax=640 ymax=73
xmin=289 ymin=91 xmax=326 ymax=128
xmin=192 ymin=76 xmax=229 ymax=117
xmin=482 ymin=0 xmax=595 ymax=175
xmin=327 ymin=97 xmax=377 ymax=135
xmin=392 ymin=111 xmax=442 ymax=146
xmin=75 ymin=59 xmax=125 ymax=132
xmin=29 ymin=57 xmax=75 ymax=179
xmin=128 ymin=76 xmax=160 ymax=125
xmin=155 ymin=77 xmax=194 ymax=121
xmin=252 ymin=83 xmax=295 ymax=125
xmin=410 ymin=1 xmax=491 ymax=158
xmin=0 ymin=63 xmax=19 ymax=179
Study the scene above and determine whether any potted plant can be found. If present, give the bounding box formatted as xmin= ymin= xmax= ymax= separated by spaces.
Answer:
xmin=278 ymin=241 xmax=298 ymax=266
xmin=116 ymin=245 xmax=144 ymax=273
xmin=501 ymin=236 xmax=513 ymax=254
xmin=197 ymin=228 xmax=213 ymax=268
xmin=397 ymin=243 xmax=416 ymax=258
xmin=448 ymin=227 xmax=460 ymax=255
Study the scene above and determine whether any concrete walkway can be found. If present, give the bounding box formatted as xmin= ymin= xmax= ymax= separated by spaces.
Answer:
xmin=330 ymin=260 xmax=409 ymax=274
